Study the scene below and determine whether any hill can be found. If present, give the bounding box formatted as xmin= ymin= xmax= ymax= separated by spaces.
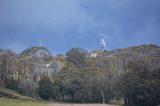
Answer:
xmin=89 ymin=44 xmax=160 ymax=59
xmin=110 ymin=44 xmax=160 ymax=57
xmin=20 ymin=46 xmax=51 ymax=58
xmin=0 ymin=88 xmax=34 ymax=100
xmin=0 ymin=44 xmax=160 ymax=106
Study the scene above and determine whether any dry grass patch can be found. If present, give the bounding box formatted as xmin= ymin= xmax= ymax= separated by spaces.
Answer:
xmin=0 ymin=98 xmax=45 ymax=106
xmin=47 ymin=103 xmax=120 ymax=106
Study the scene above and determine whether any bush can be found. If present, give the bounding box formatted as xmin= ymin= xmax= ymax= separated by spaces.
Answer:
xmin=38 ymin=76 xmax=54 ymax=100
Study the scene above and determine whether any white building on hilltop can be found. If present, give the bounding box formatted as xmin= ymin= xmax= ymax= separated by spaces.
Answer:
xmin=88 ymin=39 xmax=107 ymax=58
xmin=100 ymin=38 xmax=106 ymax=50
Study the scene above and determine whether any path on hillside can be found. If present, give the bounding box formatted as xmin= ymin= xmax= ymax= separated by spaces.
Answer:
xmin=47 ymin=103 xmax=119 ymax=106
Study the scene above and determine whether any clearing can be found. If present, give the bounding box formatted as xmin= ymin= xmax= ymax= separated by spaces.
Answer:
xmin=0 ymin=98 xmax=120 ymax=106
xmin=47 ymin=104 xmax=119 ymax=106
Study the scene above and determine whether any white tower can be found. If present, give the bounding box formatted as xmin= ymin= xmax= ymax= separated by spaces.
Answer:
xmin=39 ymin=41 xmax=42 ymax=47
xmin=100 ymin=39 xmax=106 ymax=50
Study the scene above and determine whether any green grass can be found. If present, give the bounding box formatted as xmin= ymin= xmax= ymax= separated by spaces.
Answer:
xmin=0 ymin=98 xmax=123 ymax=106
xmin=0 ymin=98 xmax=46 ymax=106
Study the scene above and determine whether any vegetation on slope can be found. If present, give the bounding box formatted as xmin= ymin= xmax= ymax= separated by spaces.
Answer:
xmin=0 ymin=44 xmax=160 ymax=106
xmin=20 ymin=47 xmax=51 ymax=58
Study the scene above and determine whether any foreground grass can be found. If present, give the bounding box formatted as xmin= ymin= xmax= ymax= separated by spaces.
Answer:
xmin=0 ymin=98 xmax=46 ymax=106
xmin=0 ymin=98 xmax=122 ymax=106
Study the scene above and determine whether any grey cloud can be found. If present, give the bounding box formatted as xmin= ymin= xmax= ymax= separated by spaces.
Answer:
xmin=0 ymin=0 xmax=160 ymax=53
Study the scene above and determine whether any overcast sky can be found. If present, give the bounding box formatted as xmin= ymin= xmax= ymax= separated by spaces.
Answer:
xmin=0 ymin=0 xmax=160 ymax=54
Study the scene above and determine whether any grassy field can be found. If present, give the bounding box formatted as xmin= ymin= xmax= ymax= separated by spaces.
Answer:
xmin=0 ymin=98 xmax=121 ymax=106
xmin=47 ymin=104 xmax=120 ymax=106
xmin=0 ymin=89 xmax=121 ymax=106
xmin=0 ymin=98 xmax=46 ymax=106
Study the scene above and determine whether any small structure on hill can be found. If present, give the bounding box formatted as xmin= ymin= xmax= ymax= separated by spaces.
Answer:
xmin=88 ymin=39 xmax=107 ymax=58
xmin=100 ymin=38 xmax=106 ymax=50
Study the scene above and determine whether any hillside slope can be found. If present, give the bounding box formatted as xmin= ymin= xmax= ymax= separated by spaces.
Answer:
xmin=20 ymin=46 xmax=51 ymax=58
xmin=0 ymin=88 xmax=34 ymax=100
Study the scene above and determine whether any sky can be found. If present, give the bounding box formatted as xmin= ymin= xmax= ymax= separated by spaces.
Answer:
xmin=0 ymin=0 xmax=160 ymax=54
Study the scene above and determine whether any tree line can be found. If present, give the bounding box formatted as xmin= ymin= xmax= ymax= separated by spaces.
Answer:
xmin=0 ymin=46 xmax=160 ymax=106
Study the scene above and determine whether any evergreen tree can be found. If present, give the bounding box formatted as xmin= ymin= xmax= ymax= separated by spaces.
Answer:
xmin=38 ymin=76 xmax=54 ymax=100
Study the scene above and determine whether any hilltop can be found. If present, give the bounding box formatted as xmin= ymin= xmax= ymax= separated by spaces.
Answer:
xmin=88 ymin=44 xmax=160 ymax=58
xmin=20 ymin=46 xmax=51 ymax=58
xmin=0 ymin=44 xmax=160 ymax=106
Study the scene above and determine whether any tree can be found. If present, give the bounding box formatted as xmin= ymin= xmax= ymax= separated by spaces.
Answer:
xmin=66 ymin=48 xmax=87 ymax=67
xmin=120 ymin=58 xmax=160 ymax=106
xmin=0 ymin=50 xmax=18 ymax=81
xmin=38 ymin=76 xmax=54 ymax=100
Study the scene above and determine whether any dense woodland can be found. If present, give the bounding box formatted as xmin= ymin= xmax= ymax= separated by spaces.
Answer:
xmin=0 ymin=44 xmax=160 ymax=106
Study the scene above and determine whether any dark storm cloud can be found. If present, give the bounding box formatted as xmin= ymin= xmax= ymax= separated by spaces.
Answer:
xmin=0 ymin=0 xmax=160 ymax=54
xmin=80 ymin=0 xmax=160 ymax=49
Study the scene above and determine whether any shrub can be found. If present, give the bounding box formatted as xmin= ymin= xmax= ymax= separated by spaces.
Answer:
xmin=38 ymin=76 xmax=54 ymax=100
